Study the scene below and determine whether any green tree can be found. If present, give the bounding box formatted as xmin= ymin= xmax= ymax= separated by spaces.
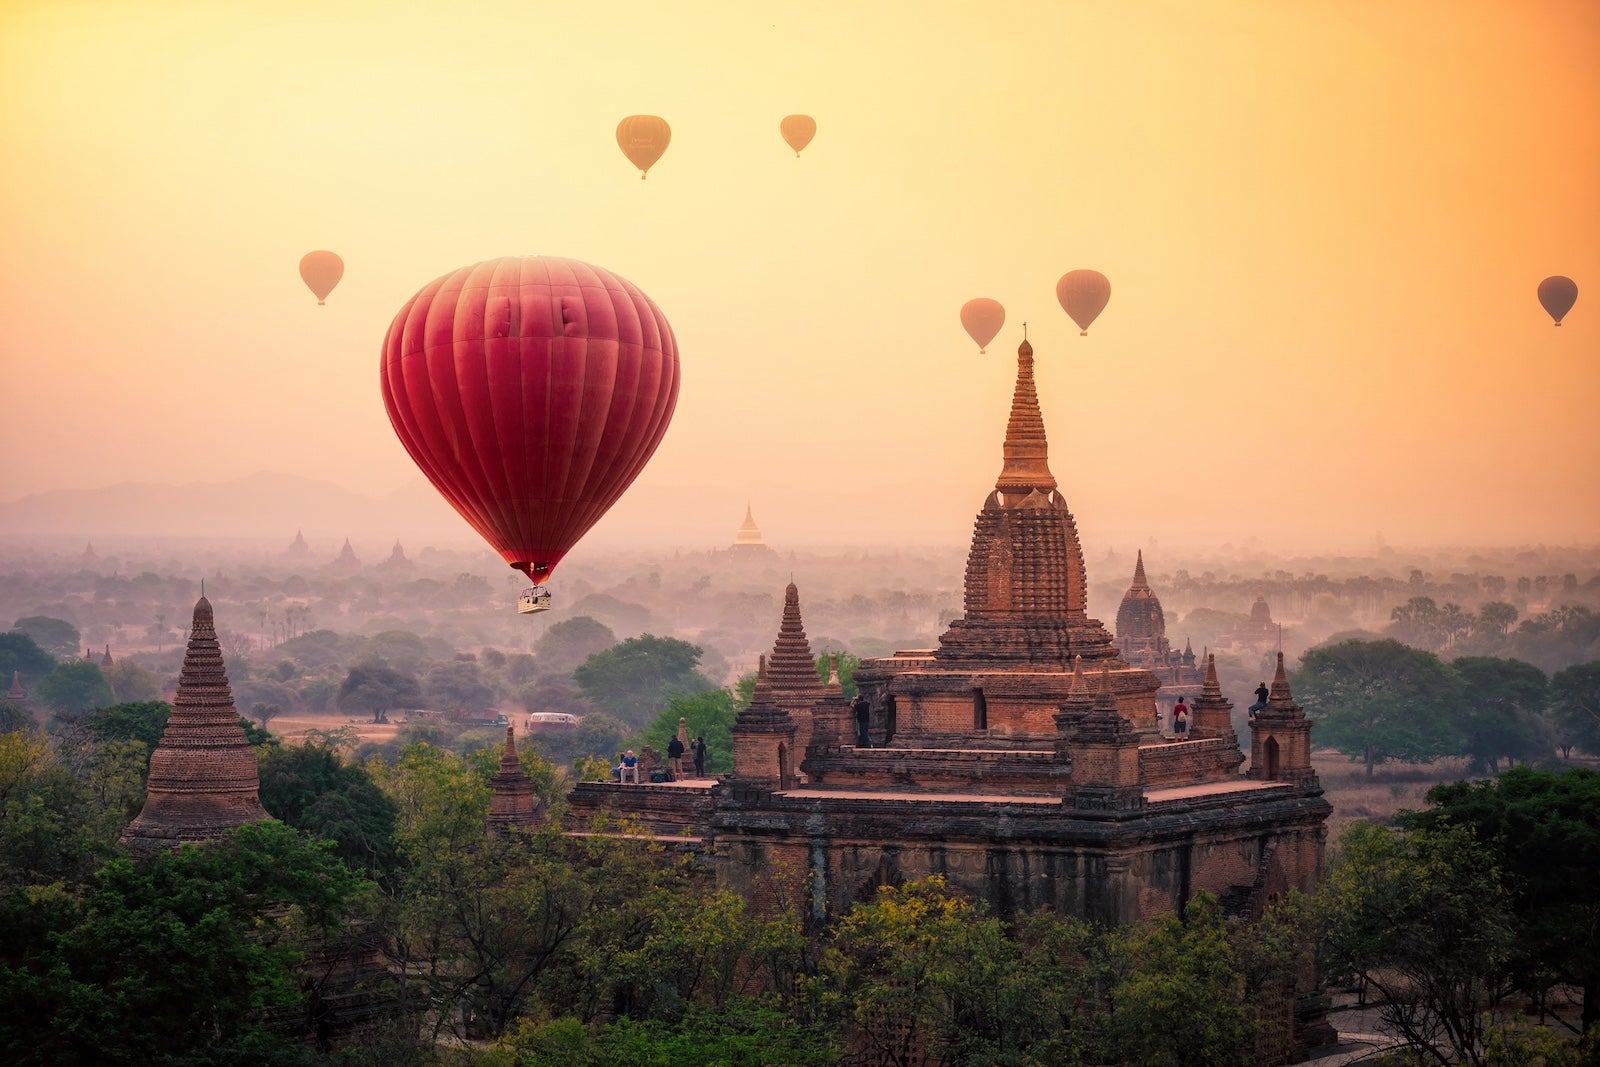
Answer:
xmin=34 ymin=660 xmax=115 ymax=716
xmin=1294 ymin=638 xmax=1464 ymax=777
xmin=574 ymin=635 xmax=713 ymax=727
xmin=11 ymin=616 xmax=80 ymax=658
xmin=422 ymin=659 xmax=496 ymax=715
xmin=1451 ymin=656 xmax=1551 ymax=773
xmin=1550 ymin=662 xmax=1600 ymax=759
xmin=0 ymin=820 xmax=364 ymax=1067
xmin=810 ymin=877 xmax=1030 ymax=1067
xmin=257 ymin=734 xmax=399 ymax=879
xmin=0 ymin=632 xmax=56 ymax=687
xmin=366 ymin=742 xmax=586 ymax=1040
xmin=1388 ymin=595 xmax=1445 ymax=649
xmin=337 ymin=663 xmax=423 ymax=723
xmin=535 ymin=615 xmax=617 ymax=676
xmin=0 ymin=702 xmax=33 ymax=735
xmin=814 ymin=650 xmax=862 ymax=698
xmin=1404 ymin=768 xmax=1600 ymax=1034
xmin=1476 ymin=601 xmax=1519 ymax=640
xmin=1318 ymin=821 xmax=1515 ymax=1066
xmin=103 ymin=660 xmax=163 ymax=704
xmin=639 ymin=687 xmax=739 ymax=775
xmin=1101 ymin=895 xmax=1258 ymax=1067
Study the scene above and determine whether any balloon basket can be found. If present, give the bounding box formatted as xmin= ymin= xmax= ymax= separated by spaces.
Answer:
xmin=518 ymin=587 xmax=553 ymax=615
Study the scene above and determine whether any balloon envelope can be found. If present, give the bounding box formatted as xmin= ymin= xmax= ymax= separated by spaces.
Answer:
xmin=960 ymin=298 xmax=1005 ymax=353
xmin=380 ymin=256 xmax=680 ymax=585
xmin=1538 ymin=275 xmax=1578 ymax=326
xmin=1055 ymin=269 xmax=1111 ymax=335
xmin=299 ymin=250 xmax=344 ymax=305
xmin=616 ymin=115 xmax=671 ymax=178
xmin=780 ymin=114 xmax=817 ymax=156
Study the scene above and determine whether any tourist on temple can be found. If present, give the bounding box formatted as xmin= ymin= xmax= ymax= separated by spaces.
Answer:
xmin=691 ymin=736 xmax=706 ymax=777
xmin=852 ymin=693 xmax=871 ymax=747
xmin=666 ymin=735 xmax=685 ymax=780
xmin=619 ymin=749 xmax=639 ymax=784
xmin=1249 ymin=681 xmax=1270 ymax=719
xmin=1173 ymin=697 xmax=1189 ymax=737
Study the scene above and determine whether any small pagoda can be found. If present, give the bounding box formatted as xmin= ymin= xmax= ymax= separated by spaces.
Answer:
xmin=122 ymin=595 xmax=271 ymax=854
xmin=487 ymin=726 xmax=546 ymax=835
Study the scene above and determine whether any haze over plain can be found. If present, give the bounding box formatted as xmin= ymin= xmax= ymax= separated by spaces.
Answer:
xmin=2 ymin=0 xmax=1596 ymax=556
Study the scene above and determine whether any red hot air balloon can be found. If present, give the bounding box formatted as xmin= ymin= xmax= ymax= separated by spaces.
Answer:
xmin=616 ymin=115 xmax=671 ymax=179
xmin=1055 ymin=269 xmax=1111 ymax=335
xmin=960 ymin=298 xmax=1005 ymax=353
xmin=299 ymin=250 xmax=344 ymax=305
xmin=1538 ymin=275 xmax=1578 ymax=326
xmin=780 ymin=114 xmax=817 ymax=156
xmin=380 ymin=257 xmax=680 ymax=612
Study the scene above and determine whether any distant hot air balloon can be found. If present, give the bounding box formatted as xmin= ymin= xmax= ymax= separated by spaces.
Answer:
xmin=1056 ymin=270 xmax=1111 ymax=335
xmin=380 ymin=257 xmax=680 ymax=610
xmin=960 ymin=298 xmax=1005 ymax=353
xmin=780 ymin=114 xmax=817 ymax=157
xmin=299 ymin=250 xmax=344 ymax=305
xmin=616 ymin=115 xmax=671 ymax=179
xmin=1538 ymin=276 xmax=1578 ymax=326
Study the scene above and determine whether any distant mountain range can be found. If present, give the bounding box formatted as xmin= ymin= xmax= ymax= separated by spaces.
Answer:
xmin=0 ymin=472 xmax=475 ymax=545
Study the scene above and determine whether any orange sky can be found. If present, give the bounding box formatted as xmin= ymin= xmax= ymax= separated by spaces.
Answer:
xmin=2 ymin=0 xmax=1596 ymax=556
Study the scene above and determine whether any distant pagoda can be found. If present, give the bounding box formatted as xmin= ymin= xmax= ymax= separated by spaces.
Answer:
xmin=122 ymin=595 xmax=271 ymax=854
xmin=329 ymin=537 xmax=361 ymax=572
xmin=730 ymin=504 xmax=775 ymax=556
xmin=378 ymin=539 xmax=414 ymax=571
xmin=285 ymin=528 xmax=311 ymax=559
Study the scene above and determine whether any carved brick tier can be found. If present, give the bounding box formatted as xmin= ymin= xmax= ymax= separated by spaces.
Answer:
xmin=123 ymin=595 xmax=270 ymax=854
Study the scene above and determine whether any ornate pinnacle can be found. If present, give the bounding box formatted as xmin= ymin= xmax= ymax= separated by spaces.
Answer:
xmin=996 ymin=338 xmax=1057 ymax=496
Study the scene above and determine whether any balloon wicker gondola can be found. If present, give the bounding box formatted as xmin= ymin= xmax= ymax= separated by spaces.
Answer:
xmin=518 ymin=587 xmax=553 ymax=615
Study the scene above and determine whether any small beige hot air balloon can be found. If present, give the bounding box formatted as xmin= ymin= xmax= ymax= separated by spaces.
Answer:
xmin=960 ymin=298 xmax=1005 ymax=353
xmin=1538 ymin=276 xmax=1578 ymax=326
xmin=299 ymin=251 xmax=344 ymax=306
xmin=616 ymin=115 xmax=671 ymax=179
xmin=1056 ymin=269 xmax=1111 ymax=335
xmin=780 ymin=114 xmax=817 ymax=157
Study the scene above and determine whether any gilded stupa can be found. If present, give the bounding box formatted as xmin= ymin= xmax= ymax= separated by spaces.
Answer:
xmin=122 ymin=595 xmax=271 ymax=854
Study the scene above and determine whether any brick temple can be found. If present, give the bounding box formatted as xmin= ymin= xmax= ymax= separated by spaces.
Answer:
xmin=564 ymin=337 xmax=1333 ymax=1057
xmin=122 ymin=595 xmax=272 ymax=854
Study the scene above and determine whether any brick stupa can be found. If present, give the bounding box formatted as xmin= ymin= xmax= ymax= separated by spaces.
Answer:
xmin=488 ymin=726 xmax=546 ymax=834
xmin=122 ymin=595 xmax=271 ymax=854
xmin=765 ymin=582 xmax=824 ymax=755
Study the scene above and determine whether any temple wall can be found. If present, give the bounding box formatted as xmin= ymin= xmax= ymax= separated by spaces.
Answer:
xmin=1138 ymin=737 xmax=1247 ymax=786
xmin=713 ymin=793 xmax=1329 ymax=928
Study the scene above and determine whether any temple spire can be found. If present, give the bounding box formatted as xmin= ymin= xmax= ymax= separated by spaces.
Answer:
xmin=1131 ymin=550 xmax=1149 ymax=589
xmin=996 ymin=338 xmax=1057 ymax=496
xmin=122 ymin=595 xmax=270 ymax=854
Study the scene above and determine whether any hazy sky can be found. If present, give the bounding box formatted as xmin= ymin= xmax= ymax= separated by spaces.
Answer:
xmin=3 ymin=0 xmax=1596 ymax=557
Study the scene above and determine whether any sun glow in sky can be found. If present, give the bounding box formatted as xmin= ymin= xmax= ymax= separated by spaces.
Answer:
xmin=2 ymin=0 xmax=1596 ymax=554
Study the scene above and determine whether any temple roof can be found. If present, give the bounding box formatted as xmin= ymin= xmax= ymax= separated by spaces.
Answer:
xmin=1115 ymin=550 xmax=1167 ymax=646
xmin=122 ymin=595 xmax=271 ymax=854
xmin=1250 ymin=595 xmax=1272 ymax=623
xmin=933 ymin=338 xmax=1118 ymax=669
xmin=7 ymin=670 xmax=24 ymax=702
xmin=766 ymin=582 xmax=824 ymax=707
